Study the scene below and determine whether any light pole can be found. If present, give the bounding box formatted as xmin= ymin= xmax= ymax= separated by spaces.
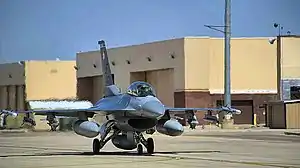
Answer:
xmin=271 ymin=23 xmax=285 ymax=100
xmin=224 ymin=0 xmax=232 ymax=109
xmin=273 ymin=23 xmax=283 ymax=37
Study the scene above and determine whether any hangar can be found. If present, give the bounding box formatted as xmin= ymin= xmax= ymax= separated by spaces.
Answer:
xmin=0 ymin=36 xmax=299 ymax=128
xmin=0 ymin=60 xmax=77 ymax=129
xmin=76 ymin=36 xmax=300 ymax=125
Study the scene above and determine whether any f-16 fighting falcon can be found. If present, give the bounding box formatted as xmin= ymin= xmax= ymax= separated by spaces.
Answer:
xmin=0 ymin=40 xmax=241 ymax=155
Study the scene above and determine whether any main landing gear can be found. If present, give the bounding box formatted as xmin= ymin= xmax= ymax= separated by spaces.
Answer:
xmin=92 ymin=131 xmax=155 ymax=155
xmin=136 ymin=132 xmax=154 ymax=155
xmin=90 ymin=120 xmax=154 ymax=155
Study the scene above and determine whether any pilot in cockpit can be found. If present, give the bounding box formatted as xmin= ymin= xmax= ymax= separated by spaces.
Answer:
xmin=127 ymin=81 xmax=156 ymax=97
xmin=137 ymin=84 xmax=153 ymax=97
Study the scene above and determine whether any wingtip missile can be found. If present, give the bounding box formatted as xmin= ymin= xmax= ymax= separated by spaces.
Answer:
xmin=0 ymin=110 xmax=18 ymax=118
xmin=220 ymin=106 xmax=242 ymax=115
xmin=232 ymin=109 xmax=242 ymax=115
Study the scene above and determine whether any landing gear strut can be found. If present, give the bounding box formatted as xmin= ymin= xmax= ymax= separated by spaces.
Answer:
xmin=46 ymin=114 xmax=59 ymax=131
xmin=92 ymin=120 xmax=118 ymax=154
xmin=136 ymin=133 xmax=154 ymax=155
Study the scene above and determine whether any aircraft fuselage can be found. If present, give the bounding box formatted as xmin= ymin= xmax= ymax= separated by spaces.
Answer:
xmin=94 ymin=93 xmax=166 ymax=133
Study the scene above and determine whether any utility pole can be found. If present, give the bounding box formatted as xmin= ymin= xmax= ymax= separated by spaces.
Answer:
xmin=224 ymin=0 xmax=231 ymax=110
xmin=204 ymin=0 xmax=233 ymax=128
xmin=219 ymin=0 xmax=233 ymax=127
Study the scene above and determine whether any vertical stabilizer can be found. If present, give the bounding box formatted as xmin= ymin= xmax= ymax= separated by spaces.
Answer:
xmin=98 ymin=40 xmax=121 ymax=97
xmin=98 ymin=40 xmax=114 ymax=86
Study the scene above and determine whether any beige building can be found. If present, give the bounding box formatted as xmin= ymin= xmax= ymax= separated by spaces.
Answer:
xmin=1 ymin=36 xmax=299 ymax=127
xmin=76 ymin=36 xmax=300 ymax=125
xmin=0 ymin=60 xmax=77 ymax=129
xmin=279 ymin=36 xmax=300 ymax=100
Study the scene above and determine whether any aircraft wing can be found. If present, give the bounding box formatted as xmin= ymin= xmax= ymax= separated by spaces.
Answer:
xmin=165 ymin=106 xmax=242 ymax=115
xmin=0 ymin=100 xmax=135 ymax=118
xmin=164 ymin=106 xmax=242 ymax=128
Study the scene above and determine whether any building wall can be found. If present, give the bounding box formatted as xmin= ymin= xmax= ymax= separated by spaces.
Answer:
xmin=282 ymin=36 xmax=300 ymax=79
xmin=0 ymin=62 xmax=25 ymax=111
xmin=76 ymin=36 xmax=284 ymax=124
xmin=0 ymin=60 xmax=77 ymax=129
xmin=76 ymin=38 xmax=185 ymax=106
xmin=184 ymin=37 xmax=210 ymax=91
xmin=76 ymin=38 xmax=185 ymax=92
xmin=0 ymin=62 xmax=25 ymax=86
xmin=25 ymin=61 xmax=77 ymax=100
xmin=281 ymin=36 xmax=300 ymax=100
xmin=208 ymin=38 xmax=277 ymax=93
xmin=76 ymin=36 xmax=280 ymax=98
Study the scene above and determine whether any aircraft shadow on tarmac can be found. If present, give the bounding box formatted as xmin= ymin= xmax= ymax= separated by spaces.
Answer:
xmin=0 ymin=144 xmax=224 ymax=158
xmin=0 ymin=150 xmax=223 ymax=158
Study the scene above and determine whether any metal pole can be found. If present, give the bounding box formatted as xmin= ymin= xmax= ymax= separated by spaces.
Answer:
xmin=278 ymin=25 xmax=283 ymax=100
xmin=274 ymin=23 xmax=284 ymax=100
xmin=204 ymin=0 xmax=232 ymax=127
xmin=224 ymin=0 xmax=231 ymax=109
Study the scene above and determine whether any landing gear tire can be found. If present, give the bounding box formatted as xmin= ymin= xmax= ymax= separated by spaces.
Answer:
xmin=146 ymin=138 xmax=154 ymax=154
xmin=137 ymin=144 xmax=143 ymax=155
xmin=93 ymin=138 xmax=100 ymax=154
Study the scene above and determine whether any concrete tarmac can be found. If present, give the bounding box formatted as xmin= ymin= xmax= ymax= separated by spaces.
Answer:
xmin=0 ymin=130 xmax=300 ymax=168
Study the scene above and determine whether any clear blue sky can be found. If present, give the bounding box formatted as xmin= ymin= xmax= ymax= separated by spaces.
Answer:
xmin=0 ymin=0 xmax=299 ymax=63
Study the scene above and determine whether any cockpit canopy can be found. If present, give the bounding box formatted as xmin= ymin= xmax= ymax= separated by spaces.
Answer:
xmin=127 ymin=81 xmax=156 ymax=97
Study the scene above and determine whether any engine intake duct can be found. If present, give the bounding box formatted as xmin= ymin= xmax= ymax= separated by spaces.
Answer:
xmin=128 ymin=118 xmax=157 ymax=130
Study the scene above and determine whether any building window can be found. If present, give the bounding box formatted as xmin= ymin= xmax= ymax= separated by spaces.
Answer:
xmin=290 ymin=86 xmax=300 ymax=100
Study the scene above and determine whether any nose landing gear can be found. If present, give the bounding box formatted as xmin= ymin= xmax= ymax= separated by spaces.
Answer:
xmin=92 ymin=121 xmax=119 ymax=154
xmin=136 ymin=133 xmax=154 ymax=155
xmin=93 ymin=139 xmax=100 ymax=154
xmin=146 ymin=137 xmax=154 ymax=154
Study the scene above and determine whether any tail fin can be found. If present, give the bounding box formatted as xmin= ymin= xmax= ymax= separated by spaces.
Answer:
xmin=98 ymin=40 xmax=121 ymax=97
xmin=98 ymin=40 xmax=114 ymax=86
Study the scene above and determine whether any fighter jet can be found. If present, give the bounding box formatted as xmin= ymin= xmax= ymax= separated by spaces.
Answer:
xmin=0 ymin=40 xmax=241 ymax=155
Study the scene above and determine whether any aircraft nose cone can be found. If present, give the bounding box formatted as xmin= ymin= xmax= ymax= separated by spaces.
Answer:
xmin=142 ymin=100 xmax=165 ymax=118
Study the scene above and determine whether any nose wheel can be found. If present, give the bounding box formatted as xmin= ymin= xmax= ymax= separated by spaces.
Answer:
xmin=146 ymin=138 xmax=154 ymax=154
xmin=136 ymin=133 xmax=155 ymax=155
